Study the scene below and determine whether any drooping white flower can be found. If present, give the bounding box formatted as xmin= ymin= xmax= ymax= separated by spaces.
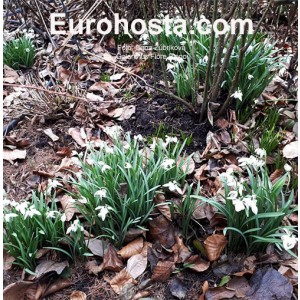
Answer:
xmin=61 ymin=213 xmax=67 ymax=222
xmin=161 ymin=158 xmax=175 ymax=170
xmin=46 ymin=211 xmax=58 ymax=219
xmin=47 ymin=179 xmax=63 ymax=194
xmin=255 ymin=148 xmax=266 ymax=159
xmin=220 ymin=168 xmax=237 ymax=188
xmin=242 ymin=195 xmax=258 ymax=215
xmin=166 ymin=55 xmax=184 ymax=64
xmin=232 ymin=199 xmax=245 ymax=212
xmin=25 ymin=48 xmax=30 ymax=53
xmin=248 ymin=74 xmax=254 ymax=80
xmin=150 ymin=140 xmax=157 ymax=151
xmin=167 ymin=63 xmax=176 ymax=71
xmin=101 ymin=164 xmax=112 ymax=172
xmin=163 ymin=135 xmax=178 ymax=148
xmin=15 ymin=201 xmax=30 ymax=215
xmin=238 ymin=155 xmax=265 ymax=169
xmin=24 ymin=205 xmax=42 ymax=219
xmin=66 ymin=219 xmax=84 ymax=235
xmin=94 ymin=189 xmax=107 ymax=199
xmin=231 ymin=89 xmax=243 ymax=102
xmin=96 ymin=205 xmax=112 ymax=221
xmin=281 ymin=232 xmax=297 ymax=250
xmin=163 ymin=181 xmax=183 ymax=194
xmin=4 ymin=213 xmax=18 ymax=222
xmin=134 ymin=134 xmax=144 ymax=142
xmin=78 ymin=197 xmax=88 ymax=204
xmin=103 ymin=125 xmax=123 ymax=139
xmin=284 ymin=164 xmax=292 ymax=173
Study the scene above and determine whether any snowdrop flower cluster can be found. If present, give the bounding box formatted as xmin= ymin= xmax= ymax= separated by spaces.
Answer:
xmin=163 ymin=181 xmax=183 ymax=194
xmin=238 ymin=148 xmax=266 ymax=169
xmin=96 ymin=205 xmax=112 ymax=221
xmin=229 ymin=192 xmax=258 ymax=215
xmin=198 ymin=55 xmax=209 ymax=65
xmin=66 ymin=219 xmax=84 ymax=235
xmin=281 ymin=230 xmax=297 ymax=250
xmin=163 ymin=135 xmax=178 ymax=147
xmin=161 ymin=158 xmax=175 ymax=170
xmin=231 ymin=89 xmax=243 ymax=102
xmin=166 ymin=54 xmax=184 ymax=72
xmin=24 ymin=205 xmax=42 ymax=219
xmin=134 ymin=134 xmax=144 ymax=142
xmin=103 ymin=125 xmax=123 ymax=139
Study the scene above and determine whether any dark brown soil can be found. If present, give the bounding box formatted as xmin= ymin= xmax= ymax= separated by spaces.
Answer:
xmin=121 ymin=95 xmax=211 ymax=153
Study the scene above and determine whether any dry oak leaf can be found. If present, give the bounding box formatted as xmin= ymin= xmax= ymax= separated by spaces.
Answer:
xmin=204 ymin=234 xmax=227 ymax=261
xmin=117 ymin=237 xmax=144 ymax=259
xmin=70 ymin=291 xmax=87 ymax=300
xmin=186 ymin=255 xmax=210 ymax=272
xmin=151 ymin=260 xmax=175 ymax=282
xmin=110 ymin=269 xmax=137 ymax=294
xmin=101 ymin=244 xmax=124 ymax=272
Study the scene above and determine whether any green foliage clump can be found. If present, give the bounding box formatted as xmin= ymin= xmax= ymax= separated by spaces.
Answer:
xmin=3 ymin=36 xmax=35 ymax=70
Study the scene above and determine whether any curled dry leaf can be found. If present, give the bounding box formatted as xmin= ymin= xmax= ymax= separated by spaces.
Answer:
xmin=70 ymin=291 xmax=87 ymax=300
xmin=85 ymin=260 xmax=103 ymax=275
xmin=270 ymin=169 xmax=284 ymax=183
xmin=151 ymin=260 xmax=175 ymax=282
xmin=101 ymin=244 xmax=124 ymax=272
xmin=117 ymin=237 xmax=144 ymax=259
xmin=110 ymin=269 xmax=137 ymax=294
xmin=177 ymin=156 xmax=195 ymax=175
xmin=149 ymin=215 xmax=176 ymax=248
xmin=172 ymin=236 xmax=191 ymax=263
xmin=186 ymin=255 xmax=210 ymax=272
xmin=198 ymin=280 xmax=209 ymax=300
xmin=132 ymin=291 xmax=150 ymax=300
xmin=59 ymin=195 xmax=79 ymax=221
xmin=124 ymin=228 xmax=146 ymax=243
xmin=204 ymin=234 xmax=227 ymax=262
xmin=34 ymin=260 xmax=69 ymax=279
xmin=154 ymin=194 xmax=172 ymax=221
xmin=68 ymin=128 xmax=86 ymax=147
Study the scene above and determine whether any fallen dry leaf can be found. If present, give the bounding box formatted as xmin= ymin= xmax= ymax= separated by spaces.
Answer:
xmin=204 ymin=234 xmax=227 ymax=261
xmin=169 ymin=278 xmax=188 ymax=299
xmin=43 ymin=128 xmax=59 ymax=142
xmin=117 ymin=237 xmax=144 ymax=259
xmin=59 ymin=195 xmax=79 ymax=221
xmin=186 ymin=255 xmax=210 ymax=272
xmin=70 ymin=291 xmax=87 ymax=300
xmin=3 ymin=149 xmax=26 ymax=161
xmin=101 ymin=244 xmax=124 ymax=272
xmin=283 ymin=141 xmax=298 ymax=158
xmin=86 ymin=239 xmax=106 ymax=257
xmin=154 ymin=194 xmax=172 ymax=221
xmin=34 ymin=260 xmax=69 ymax=279
xmin=85 ymin=260 xmax=103 ymax=275
xmin=177 ymin=156 xmax=195 ymax=175
xmin=205 ymin=287 xmax=236 ymax=300
xmin=227 ymin=276 xmax=250 ymax=298
xmin=149 ymin=215 xmax=175 ymax=248
xmin=68 ymin=128 xmax=86 ymax=147
xmin=110 ymin=269 xmax=137 ymax=294
xmin=126 ymin=253 xmax=148 ymax=279
xmin=198 ymin=280 xmax=209 ymax=300
xmin=172 ymin=236 xmax=191 ymax=263
xmin=151 ymin=260 xmax=175 ymax=282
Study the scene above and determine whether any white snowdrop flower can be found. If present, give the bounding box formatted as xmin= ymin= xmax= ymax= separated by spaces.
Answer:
xmin=125 ymin=162 xmax=132 ymax=169
xmin=104 ymin=145 xmax=115 ymax=154
xmin=161 ymin=158 xmax=175 ymax=170
xmin=25 ymin=48 xmax=30 ymax=53
xmin=247 ymin=45 xmax=254 ymax=52
xmin=232 ymin=199 xmax=245 ymax=212
xmin=242 ymin=195 xmax=258 ymax=215
xmin=46 ymin=211 xmax=58 ymax=218
xmin=9 ymin=200 xmax=18 ymax=207
xmin=228 ymin=191 xmax=239 ymax=200
xmin=123 ymin=143 xmax=130 ymax=151
xmin=39 ymin=230 xmax=45 ymax=235
xmin=166 ymin=55 xmax=184 ymax=64
xmin=139 ymin=32 xmax=149 ymax=42
xmin=15 ymin=46 xmax=19 ymax=50
xmin=284 ymin=164 xmax=292 ymax=173
xmin=248 ymin=74 xmax=254 ymax=80
xmin=47 ymin=179 xmax=62 ymax=194
xmin=86 ymin=157 xmax=95 ymax=165
xmin=220 ymin=168 xmax=237 ymax=188
xmin=3 ymin=199 xmax=11 ymax=207
xmin=66 ymin=219 xmax=84 ymax=234
xmin=255 ymin=148 xmax=266 ymax=159
xmin=96 ymin=205 xmax=112 ymax=221
xmin=134 ymin=134 xmax=144 ymax=142
xmin=104 ymin=125 xmax=123 ymax=139
xmin=24 ymin=205 xmax=42 ymax=219
xmin=167 ymin=63 xmax=176 ymax=71
xmin=254 ymin=99 xmax=259 ymax=104
xmin=236 ymin=182 xmax=244 ymax=195
xmin=239 ymin=156 xmax=265 ymax=169
xmin=231 ymin=89 xmax=243 ymax=102
xmin=4 ymin=213 xmax=18 ymax=222
xmin=222 ymin=48 xmax=227 ymax=54
xmin=15 ymin=201 xmax=30 ymax=215
xmin=180 ymin=41 xmax=186 ymax=46
xmin=101 ymin=164 xmax=112 ymax=172
xmin=29 ymin=253 xmax=33 ymax=257
xmin=75 ymin=171 xmax=83 ymax=179
xmin=163 ymin=181 xmax=183 ymax=194
xmin=165 ymin=135 xmax=178 ymax=145
xmin=281 ymin=232 xmax=297 ymax=250
xmin=61 ymin=213 xmax=67 ymax=222
xmin=150 ymin=140 xmax=157 ymax=151
xmin=78 ymin=197 xmax=88 ymax=204
xmin=71 ymin=156 xmax=82 ymax=166
xmin=71 ymin=150 xmax=83 ymax=158
xmin=94 ymin=189 xmax=107 ymax=199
